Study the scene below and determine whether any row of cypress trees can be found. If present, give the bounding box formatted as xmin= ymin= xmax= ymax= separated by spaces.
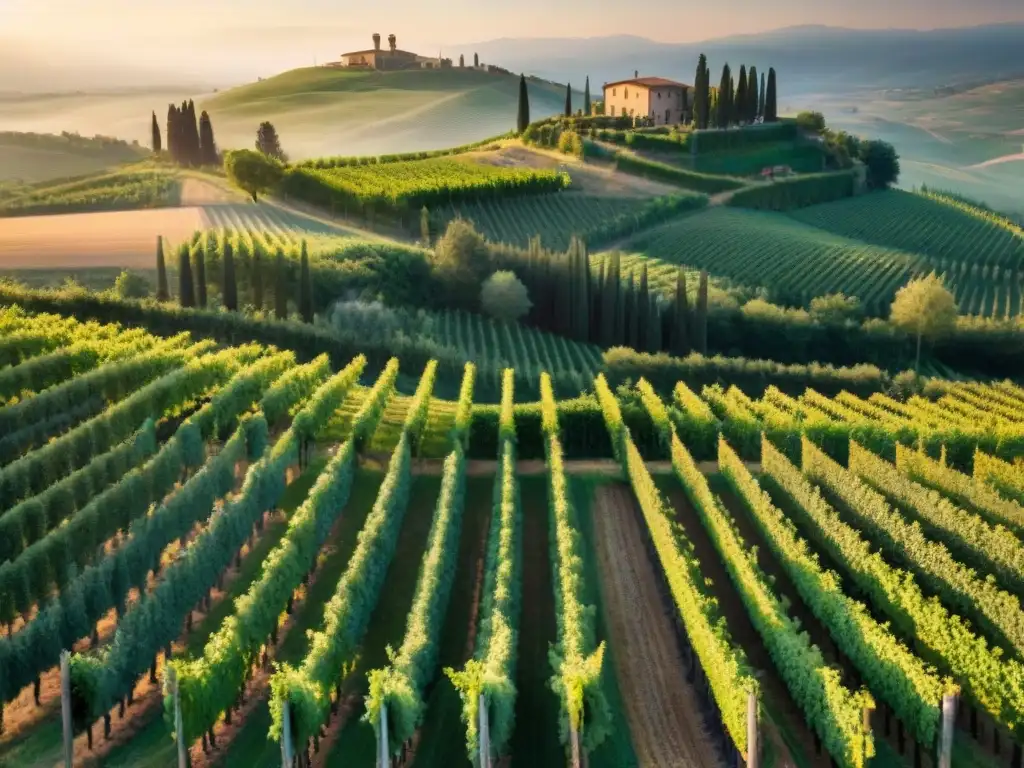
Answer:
xmin=154 ymin=235 xmax=314 ymax=322
xmin=692 ymin=55 xmax=778 ymax=129
xmin=493 ymin=236 xmax=709 ymax=356
xmin=151 ymin=101 xmax=218 ymax=166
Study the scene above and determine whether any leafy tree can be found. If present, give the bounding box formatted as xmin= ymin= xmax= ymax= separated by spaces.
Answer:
xmin=859 ymin=139 xmax=901 ymax=190
xmin=765 ymin=68 xmax=778 ymax=122
xmin=420 ymin=206 xmax=431 ymax=245
xmin=758 ymin=72 xmax=766 ymax=119
xmin=718 ymin=64 xmax=732 ymax=127
xmin=177 ymin=245 xmax=195 ymax=308
xmin=224 ymin=149 xmax=283 ymax=203
xmin=222 ymin=241 xmax=238 ymax=311
xmin=273 ymin=248 xmax=288 ymax=320
xmin=796 ymin=111 xmax=827 ymax=133
xmin=194 ymin=246 xmax=208 ymax=308
xmin=255 ymin=121 xmax=287 ymax=161
xmin=672 ymin=267 xmax=690 ymax=356
xmin=198 ymin=111 xmax=218 ymax=165
xmin=480 ymin=271 xmax=532 ymax=322
xmin=432 ymin=219 xmax=491 ymax=306
xmin=584 ymin=76 xmax=591 ymax=116
xmin=113 ymin=270 xmax=150 ymax=300
xmin=298 ymin=240 xmax=313 ymax=323
xmin=890 ymin=273 xmax=957 ymax=372
xmin=151 ymin=112 xmax=162 ymax=154
xmin=809 ymin=293 xmax=862 ymax=325
xmin=252 ymin=249 xmax=265 ymax=310
xmin=155 ymin=236 xmax=169 ymax=301
xmin=517 ymin=74 xmax=531 ymax=133
xmin=694 ymin=270 xmax=708 ymax=353
xmin=736 ymin=65 xmax=748 ymax=125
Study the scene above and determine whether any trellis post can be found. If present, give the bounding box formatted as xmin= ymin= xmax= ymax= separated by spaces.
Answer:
xmin=746 ymin=691 xmax=759 ymax=768
xmin=281 ymin=699 xmax=295 ymax=767
xmin=60 ymin=650 xmax=73 ymax=768
xmin=166 ymin=666 xmax=188 ymax=768
xmin=377 ymin=705 xmax=390 ymax=768
xmin=478 ymin=693 xmax=491 ymax=768
xmin=938 ymin=692 xmax=958 ymax=768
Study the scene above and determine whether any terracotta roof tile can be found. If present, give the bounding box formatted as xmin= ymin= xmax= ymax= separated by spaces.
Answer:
xmin=603 ymin=77 xmax=691 ymax=90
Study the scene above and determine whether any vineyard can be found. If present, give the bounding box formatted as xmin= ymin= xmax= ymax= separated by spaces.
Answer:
xmin=0 ymin=168 xmax=181 ymax=217
xmin=280 ymin=157 xmax=571 ymax=217
xmin=2 ymin=304 xmax=1024 ymax=767
xmin=621 ymin=205 xmax=1024 ymax=317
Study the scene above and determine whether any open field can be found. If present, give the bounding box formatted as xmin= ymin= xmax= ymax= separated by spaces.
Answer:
xmin=0 ymin=132 xmax=149 ymax=184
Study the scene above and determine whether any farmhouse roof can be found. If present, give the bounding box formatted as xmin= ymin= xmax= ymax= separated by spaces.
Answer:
xmin=341 ymin=48 xmax=418 ymax=56
xmin=603 ymin=76 xmax=691 ymax=89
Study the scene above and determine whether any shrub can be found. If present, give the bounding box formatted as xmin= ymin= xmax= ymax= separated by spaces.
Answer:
xmin=112 ymin=270 xmax=150 ymax=300
xmin=480 ymin=271 xmax=531 ymax=323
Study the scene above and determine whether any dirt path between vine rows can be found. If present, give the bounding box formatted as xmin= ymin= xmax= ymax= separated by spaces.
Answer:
xmin=592 ymin=483 xmax=723 ymax=767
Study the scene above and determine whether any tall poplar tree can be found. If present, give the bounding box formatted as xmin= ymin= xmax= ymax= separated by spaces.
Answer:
xmin=747 ymin=66 xmax=758 ymax=123
xmin=198 ymin=111 xmax=218 ymax=166
xmin=584 ymin=76 xmax=591 ymax=116
xmin=252 ymin=249 xmax=265 ymax=311
xmin=765 ymin=68 xmax=778 ymax=122
xmin=177 ymin=245 xmax=195 ymax=308
xmin=155 ymin=236 xmax=169 ymax=301
xmin=274 ymin=248 xmax=288 ymax=320
xmin=299 ymin=240 xmax=314 ymax=323
xmin=222 ymin=241 xmax=237 ymax=311
xmin=564 ymin=83 xmax=572 ymax=117
xmin=694 ymin=54 xmax=709 ymax=129
xmin=718 ymin=64 xmax=732 ymax=128
xmin=672 ymin=268 xmax=690 ymax=356
xmin=517 ymin=74 xmax=531 ymax=133
xmin=151 ymin=112 xmax=162 ymax=154
xmin=694 ymin=270 xmax=709 ymax=354
xmin=194 ymin=246 xmax=208 ymax=308
xmin=741 ymin=65 xmax=749 ymax=126
xmin=759 ymin=72 xmax=766 ymax=119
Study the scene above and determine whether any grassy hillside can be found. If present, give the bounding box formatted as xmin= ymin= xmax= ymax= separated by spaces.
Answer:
xmin=202 ymin=67 xmax=581 ymax=160
xmin=0 ymin=131 xmax=148 ymax=183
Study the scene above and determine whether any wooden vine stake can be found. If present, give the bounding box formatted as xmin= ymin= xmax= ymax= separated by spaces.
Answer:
xmin=281 ymin=699 xmax=295 ymax=767
xmin=165 ymin=665 xmax=189 ymax=768
xmin=377 ymin=704 xmax=390 ymax=768
xmin=746 ymin=691 xmax=759 ymax=768
xmin=937 ymin=692 xmax=958 ymax=768
xmin=477 ymin=693 xmax=491 ymax=768
xmin=60 ymin=650 xmax=73 ymax=768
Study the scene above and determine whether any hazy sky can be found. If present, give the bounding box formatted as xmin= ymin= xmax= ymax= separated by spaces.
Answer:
xmin=5 ymin=0 xmax=1024 ymax=83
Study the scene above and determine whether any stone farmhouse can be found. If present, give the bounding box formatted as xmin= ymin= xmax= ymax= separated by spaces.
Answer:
xmin=334 ymin=34 xmax=446 ymax=70
xmin=603 ymin=75 xmax=693 ymax=125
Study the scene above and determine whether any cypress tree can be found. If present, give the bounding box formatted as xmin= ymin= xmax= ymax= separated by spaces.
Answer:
xmin=694 ymin=270 xmax=709 ymax=354
xmin=151 ymin=112 xmax=162 ymax=154
xmin=564 ymin=83 xmax=572 ymax=117
xmin=637 ymin=264 xmax=651 ymax=351
xmin=198 ymin=111 xmax=217 ymax=165
xmin=474 ymin=53 xmax=479 ymax=67
xmin=517 ymin=74 xmax=530 ymax=133
xmin=759 ymin=72 xmax=766 ymax=119
xmin=593 ymin=258 xmax=605 ymax=332
xmin=672 ymin=268 xmax=691 ymax=356
xmin=581 ymin=239 xmax=592 ymax=341
xmin=584 ymin=76 xmax=591 ymax=116
xmin=624 ymin=271 xmax=638 ymax=349
xmin=274 ymin=248 xmax=288 ymax=320
xmin=155 ymin=236 xmax=169 ymax=301
xmin=221 ymin=242 xmax=237 ymax=311
xmin=694 ymin=54 xmax=708 ymax=129
xmin=747 ymin=66 xmax=758 ymax=123
xmin=600 ymin=254 xmax=618 ymax=347
xmin=420 ymin=206 xmax=431 ymax=245
xmin=177 ymin=245 xmax=195 ymax=308
xmin=166 ymin=105 xmax=177 ymax=163
xmin=736 ymin=65 xmax=748 ymax=125
xmin=189 ymin=100 xmax=202 ymax=165
xmin=459 ymin=54 xmax=465 ymax=68
xmin=194 ymin=246 xmax=208 ymax=308
xmin=718 ymin=64 xmax=732 ymax=128
xmin=299 ymin=240 xmax=314 ymax=323
xmin=649 ymin=299 xmax=663 ymax=354
xmin=252 ymin=249 xmax=264 ymax=311
xmin=765 ymin=68 xmax=778 ymax=122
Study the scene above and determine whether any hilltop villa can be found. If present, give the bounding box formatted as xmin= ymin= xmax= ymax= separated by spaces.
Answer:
xmin=335 ymin=34 xmax=445 ymax=70
xmin=603 ymin=76 xmax=692 ymax=125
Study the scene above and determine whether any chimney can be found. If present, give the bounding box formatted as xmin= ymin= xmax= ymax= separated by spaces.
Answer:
xmin=634 ymin=69 xmax=639 ymax=78
xmin=373 ymin=33 xmax=381 ymax=51
xmin=388 ymin=34 xmax=397 ymax=53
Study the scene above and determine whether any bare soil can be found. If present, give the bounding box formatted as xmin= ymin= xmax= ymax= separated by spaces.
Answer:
xmin=591 ymin=483 xmax=723 ymax=767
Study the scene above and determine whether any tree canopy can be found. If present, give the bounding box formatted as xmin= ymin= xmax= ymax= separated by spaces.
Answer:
xmin=890 ymin=273 xmax=957 ymax=371
xmin=481 ymin=271 xmax=532 ymax=322
xmin=256 ymin=121 xmax=287 ymax=161
xmin=224 ymin=149 xmax=283 ymax=203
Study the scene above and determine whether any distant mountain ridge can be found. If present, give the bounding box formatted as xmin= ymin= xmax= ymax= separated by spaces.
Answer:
xmin=460 ymin=24 xmax=1024 ymax=96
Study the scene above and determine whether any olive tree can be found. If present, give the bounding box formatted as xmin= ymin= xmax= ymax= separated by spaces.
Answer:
xmin=890 ymin=273 xmax=957 ymax=373
xmin=224 ymin=149 xmax=283 ymax=203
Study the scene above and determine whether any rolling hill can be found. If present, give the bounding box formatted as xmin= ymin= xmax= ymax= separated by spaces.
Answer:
xmin=201 ymin=67 xmax=583 ymax=160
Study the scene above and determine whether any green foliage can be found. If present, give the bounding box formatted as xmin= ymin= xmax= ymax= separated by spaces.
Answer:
xmin=0 ymin=169 xmax=179 ymax=217
xmin=690 ymin=120 xmax=796 ymax=153
xmin=156 ymin=236 xmax=170 ymax=301
xmin=350 ymin=358 xmax=400 ymax=450
xmin=613 ymin=153 xmax=744 ymax=194
xmin=809 ymin=293 xmax=863 ymax=326
xmin=859 ymin=139 xmax=900 ymax=190
xmin=452 ymin=363 xmax=476 ymax=448
xmin=728 ymin=171 xmax=856 ymax=211
xmin=297 ymin=133 xmax=513 ymax=170
xmin=432 ymin=219 xmax=493 ymax=306
xmin=480 ymin=271 xmax=532 ymax=323
xmin=224 ymin=148 xmax=284 ymax=203
xmin=112 ymin=269 xmax=150 ymax=300
xmin=795 ymin=111 xmax=827 ymax=133
xmin=256 ymin=121 xmax=287 ymax=161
